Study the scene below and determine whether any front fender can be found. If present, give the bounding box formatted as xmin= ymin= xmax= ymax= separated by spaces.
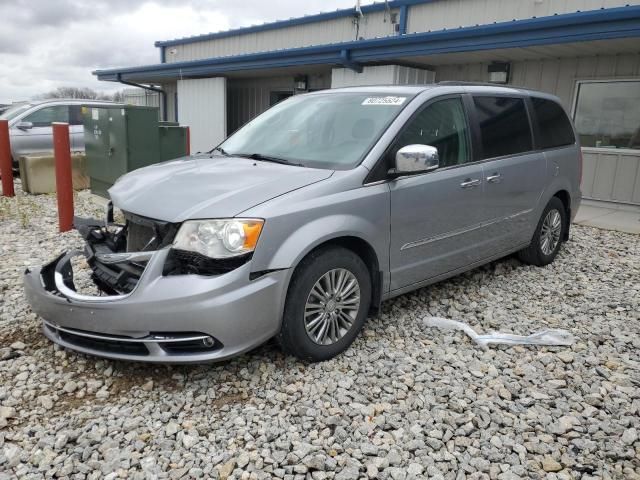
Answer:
xmin=264 ymin=214 xmax=387 ymax=272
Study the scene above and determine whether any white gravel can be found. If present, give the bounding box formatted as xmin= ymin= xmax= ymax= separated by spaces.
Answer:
xmin=1 ymin=186 xmax=639 ymax=479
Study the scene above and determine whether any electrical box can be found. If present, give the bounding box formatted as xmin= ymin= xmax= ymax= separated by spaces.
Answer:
xmin=83 ymin=105 xmax=167 ymax=198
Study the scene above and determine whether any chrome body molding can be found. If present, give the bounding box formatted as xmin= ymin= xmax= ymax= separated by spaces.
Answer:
xmin=401 ymin=208 xmax=533 ymax=251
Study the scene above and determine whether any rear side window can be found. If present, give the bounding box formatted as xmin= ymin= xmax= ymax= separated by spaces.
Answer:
xmin=473 ymin=96 xmax=532 ymax=159
xmin=531 ymin=97 xmax=575 ymax=149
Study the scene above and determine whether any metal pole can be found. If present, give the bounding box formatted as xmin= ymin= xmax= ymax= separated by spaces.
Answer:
xmin=0 ymin=120 xmax=15 ymax=197
xmin=53 ymin=122 xmax=74 ymax=232
xmin=186 ymin=126 xmax=191 ymax=155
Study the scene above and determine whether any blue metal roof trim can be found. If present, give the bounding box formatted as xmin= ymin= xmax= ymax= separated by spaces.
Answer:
xmin=154 ymin=0 xmax=434 ymax=47
xmin=96 ymin=5 xmax=640 ymax=82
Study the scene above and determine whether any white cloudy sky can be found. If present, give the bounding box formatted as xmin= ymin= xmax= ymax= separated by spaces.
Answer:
xmin=0 ymin=0 xmax=364 ymax=103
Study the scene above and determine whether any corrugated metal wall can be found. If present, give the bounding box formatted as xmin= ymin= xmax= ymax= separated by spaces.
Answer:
xmin=166 ymin=10 xmax=398 ymax=63
xmin=407 ymin=0 xmax=635 ymax=33
xmin=436 ymin=53 xmax=640 ymax=204
xmin=435 ymin=53 xmax=640 ymax=108
xmin=582 ymin=148 xmax=640 ymax=204
xmin=177 ymin=78 xmax=227 ymax=153
xmin=123 ymin=88 xmax=160 ymax=108
xmin=331 ymin=65 xmax=435 ymax=87
xmin=226 ymin=73 xmax=331 ymax=133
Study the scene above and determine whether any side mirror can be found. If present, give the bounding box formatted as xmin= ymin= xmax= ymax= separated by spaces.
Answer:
xmin=391 ymin=144 xmax=439 ymax=177
xmin=16 ymin=121 xmax=33 ymax=130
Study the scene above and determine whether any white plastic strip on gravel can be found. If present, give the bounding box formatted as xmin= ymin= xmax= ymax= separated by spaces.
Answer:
xmin=1 ymin=185 xmax=639 ymax=480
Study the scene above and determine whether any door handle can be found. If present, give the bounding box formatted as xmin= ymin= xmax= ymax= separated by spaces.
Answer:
xmin=486 ymin=173 xmax=503 ymax=183
xmin=460 ymin=178 xmax=481 ymax=189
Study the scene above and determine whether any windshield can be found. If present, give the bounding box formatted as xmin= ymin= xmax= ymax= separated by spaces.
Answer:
xmin=0 ymin=103 xmax=33 ymax=122
xmin=218 ymin=92 xmax=412 ymax=169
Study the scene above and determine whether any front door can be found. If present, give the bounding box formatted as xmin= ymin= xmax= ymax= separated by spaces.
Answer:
xmin=11 ymin=105 xmax=70 ymax=158
xmin=389 ymin=96 xmax=489 ymax=291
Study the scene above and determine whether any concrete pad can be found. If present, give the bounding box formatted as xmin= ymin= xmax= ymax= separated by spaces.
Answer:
xmin=574 ymin=202 xmax=640 ymax=234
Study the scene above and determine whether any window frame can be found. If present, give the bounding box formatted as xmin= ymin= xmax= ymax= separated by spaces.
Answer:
xmin=364 ymin=93 xmax=478 ymax=183
xmin=571 ymin=78 xmax=640 ymax=153
xmin=469 ymin=93 xmax=536 ymax=161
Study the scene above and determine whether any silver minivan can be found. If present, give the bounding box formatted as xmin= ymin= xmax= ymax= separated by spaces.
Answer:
xmin=0 ymin=98 xmax=117 ymax=165
xmin=24 ymin=84 xmax=581 ymax=363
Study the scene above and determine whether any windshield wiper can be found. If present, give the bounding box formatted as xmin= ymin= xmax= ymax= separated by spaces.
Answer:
xmin=236 ymin=152 xmax=303 ymax=167
xmin=211 ymin=146 xmax=230 ymax=156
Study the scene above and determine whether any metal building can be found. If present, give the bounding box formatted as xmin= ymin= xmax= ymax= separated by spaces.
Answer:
xmin=94 ymin=0 xmax=640 ymax=206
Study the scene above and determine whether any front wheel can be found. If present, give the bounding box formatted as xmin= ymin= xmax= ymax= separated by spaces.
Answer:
xmin=518 ymin=197 xmax=567 ymax=266
xmin=278 ymin=246 xmax=371 ymax=362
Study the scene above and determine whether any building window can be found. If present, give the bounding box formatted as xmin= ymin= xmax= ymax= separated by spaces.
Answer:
xmin=574 ymin=80 xmax=640 ymax=150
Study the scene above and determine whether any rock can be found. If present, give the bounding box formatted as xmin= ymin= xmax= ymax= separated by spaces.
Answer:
xmin=182 ymin=434 xmax=198 ymax=449
xmin=63 ymin=381 xmax=78 ymax=393
xmin=622 ymin=428 xmax=637 ymax=445
xmin=39 ymin=396 xmax=54 ymax=410
xmin=557 ymin=351 xmax=574 ymax=363
xmin=542 ymin=457 xmax=563 ymax=472
xmin=166 ymin=422 xmax=179 ymax=436
xmin=142 ymin=380 xmax=154 ymax=391
xmin=0 ymin=406 xmax=16 ymax=419
xmin=10 ymin=341 xmax=26 ymax=350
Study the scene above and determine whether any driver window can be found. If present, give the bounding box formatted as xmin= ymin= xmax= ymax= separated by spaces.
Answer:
xmin=396 ymin=97 xmax=470 ymax=168
xmin=24 ymin=105 xmax=70 ymax=128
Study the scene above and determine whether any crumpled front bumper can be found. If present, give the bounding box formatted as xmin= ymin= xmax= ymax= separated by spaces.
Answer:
xmin=23 ymin=246 xmax=289 ymax=363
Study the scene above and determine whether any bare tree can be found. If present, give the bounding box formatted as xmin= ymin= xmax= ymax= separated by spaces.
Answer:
xmin=35 ymin=87 xmax=125 ymax=102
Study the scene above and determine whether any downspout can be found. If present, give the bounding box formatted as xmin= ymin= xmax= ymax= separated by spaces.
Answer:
xmin=116 ymin=73 xmax=167 ymax=121
xmin=398 ymin=5 xmax=408 ymax=35
xmin=340 ymin=49 xmax=362 ymax=73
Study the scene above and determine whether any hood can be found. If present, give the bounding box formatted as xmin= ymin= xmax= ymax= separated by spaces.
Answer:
xmin=109 ymin=155 xmax=333 ymax=223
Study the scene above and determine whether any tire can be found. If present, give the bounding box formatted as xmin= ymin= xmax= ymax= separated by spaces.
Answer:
xmin=518 ymin=197 xmax=567 ymax=267
xmin=278 ymin=246 xmax=371 ymax=362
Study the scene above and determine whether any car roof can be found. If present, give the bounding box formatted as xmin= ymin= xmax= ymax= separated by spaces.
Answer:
xmin=28 ymin=98 xmax=121 ymax=106
xmin=318 ymin=82 xmax=562 ymax=103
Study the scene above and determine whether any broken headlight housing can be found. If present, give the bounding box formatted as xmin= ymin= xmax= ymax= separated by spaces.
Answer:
xmin=172 ymin=219 xmax=264 ymax=259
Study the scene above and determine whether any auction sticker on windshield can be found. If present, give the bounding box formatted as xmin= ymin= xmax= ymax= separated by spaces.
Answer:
xmin=362 ymin=96 xmax=407 ymax=106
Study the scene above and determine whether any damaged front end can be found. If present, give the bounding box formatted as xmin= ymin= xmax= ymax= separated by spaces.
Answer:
xmin=23 ymin=202 xmax=288 ymax=363
xmin=71 ymin=207 xmax=179 ymax=296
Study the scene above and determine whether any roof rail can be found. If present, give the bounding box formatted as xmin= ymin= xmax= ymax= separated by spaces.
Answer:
xmin=437 ymin=81 xmax=537 ymax=91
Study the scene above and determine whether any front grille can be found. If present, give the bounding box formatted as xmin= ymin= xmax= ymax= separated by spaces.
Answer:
xmin=127 ymin=221 xmax=156 ymax=252
xmin=123 ymin=212 xmax=178 ymax=252
xmin=56 ymin=329 xmax=149 ymax=356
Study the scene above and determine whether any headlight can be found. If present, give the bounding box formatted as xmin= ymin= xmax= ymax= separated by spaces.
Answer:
xmin=173 ymin=219 xmax=264 ymax=259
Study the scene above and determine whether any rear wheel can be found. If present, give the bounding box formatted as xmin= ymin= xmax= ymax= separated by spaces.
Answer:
xmin=518 ymin=197 xmax=566 ymax=266
xmin=278 ymin=246 xmax=371 ymax=361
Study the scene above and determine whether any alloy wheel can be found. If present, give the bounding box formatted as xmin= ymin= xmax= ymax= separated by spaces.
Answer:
xmin=540 ymin=209 xmax=562 ymax=255
xmin=304 ymin=268 xmax=361 ymax=345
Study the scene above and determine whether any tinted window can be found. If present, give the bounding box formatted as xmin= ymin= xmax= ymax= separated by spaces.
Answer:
xmin=573 ymin=80 xmax=640 ymax=150
xmin=532 ymin=97 xmax=575 ymax=149
xmin=473 ymin=96 xmax=532 ymax=158
xmin=395 ymin=97 xmax=470 ymax=168
xmin=24 ymin=105 xmax=69 ymax=127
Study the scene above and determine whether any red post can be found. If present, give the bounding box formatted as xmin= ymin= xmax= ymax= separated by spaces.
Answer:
xmin=53 ymin=122 xmax=73 ymax=232
xmin=185 ymin=126 xmax=191 ymax=156
xmin=0 ymin=120 xmax=15 ymax=197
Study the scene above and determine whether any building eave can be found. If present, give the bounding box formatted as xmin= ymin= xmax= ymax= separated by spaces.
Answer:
xmin=95 ymin=5 xmax=640 ymax=83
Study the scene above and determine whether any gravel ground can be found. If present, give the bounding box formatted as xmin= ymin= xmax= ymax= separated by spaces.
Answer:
xmin=1 ymin=186 xmax=639 ymax=480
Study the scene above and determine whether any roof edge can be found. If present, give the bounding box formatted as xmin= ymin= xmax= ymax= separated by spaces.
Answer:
xmin=154 ymin=0 xmax=432 ymax=47
xmin=96 ymin=5 xmax=640 ymax=82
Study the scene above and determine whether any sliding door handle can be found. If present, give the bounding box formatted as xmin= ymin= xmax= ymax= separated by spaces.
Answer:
xmin=486 ymin=173 xmax=503 ymax=183
xmin=460 ymin=178 xmax=481 ymax=189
